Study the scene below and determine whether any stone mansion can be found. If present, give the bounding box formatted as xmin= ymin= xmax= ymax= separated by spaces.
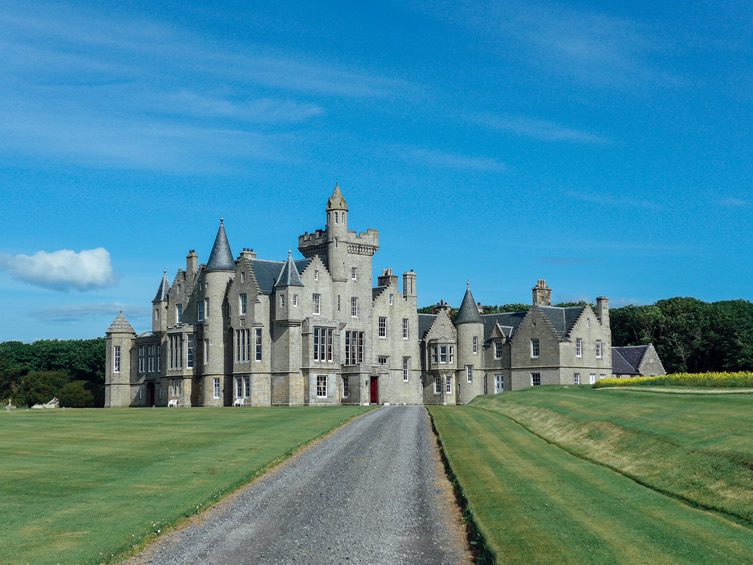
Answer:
xmin=105 ymin=185 xmax=624 ymax=407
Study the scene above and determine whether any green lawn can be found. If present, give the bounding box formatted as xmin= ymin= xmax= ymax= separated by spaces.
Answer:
xmin=1 ymin=406 xmax=368 ymax=564
xmin=429 ymin=387 xmax=753 ymax=563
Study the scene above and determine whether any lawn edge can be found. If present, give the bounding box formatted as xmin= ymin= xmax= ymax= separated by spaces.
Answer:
xmin=113 ymin=407 xmax=376 ymax=564
xmin=426 ymin=406 xmax=496 ymax=565
xmin=474 ymin=404 xmax=753 ymax=532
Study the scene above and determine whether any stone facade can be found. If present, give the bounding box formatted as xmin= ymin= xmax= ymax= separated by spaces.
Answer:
xmin=612 ymin=344 xmax=666 ymax=378
xmin=105 ymin=185 xmax=657 ymax=407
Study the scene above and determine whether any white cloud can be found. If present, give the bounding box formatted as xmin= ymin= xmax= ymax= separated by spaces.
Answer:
xmin=566 ymin=190 xmax=664 ymax=211
xmin=0 ymin=248 xmax=116 ymax=291
xmin=474 ymin=114 xmax=608 ymax=144
xmin=719 ymin=197 xmax=752 ymax=208
xmin=400 ymin=146 xmax=506 ymax=172
xmin=32 ymin=302 xmax=149 ymax=322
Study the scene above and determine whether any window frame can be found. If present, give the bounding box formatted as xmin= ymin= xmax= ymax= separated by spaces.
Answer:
xmin=531 ymin=372 xmax=542 ymax=386
xmin=316 ymin=375 xmax=327 ymax=398
xmin=466 ymin=365 xmax=473 ymax=383
xmin=378 ymin=316 xmax=387 ymax=338
xmin=576 ymin=338 xmax=583 ymax=358
xmin=213 ymin=377 xmax=221 ymax=399
xmin=530 ymin=338 xmax=540 ymax=359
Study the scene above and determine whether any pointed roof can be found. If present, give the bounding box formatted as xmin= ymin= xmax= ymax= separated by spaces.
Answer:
xmin=537 ymin=306 xmax=585 ymax=338
xmin=455 ymin=282 xmax=483 ymax=325
xmin=275 ymin=251 xmax=304 ymax=288
xmin=206 ymin=219 xmax=235 ymax=272
xmin=107 ymin=311 xmax=135 ymax=334
xmin=327 ymin=183 xmax=348 ymax=211
xmin=152 ymin=270 xmax=170 ymax=302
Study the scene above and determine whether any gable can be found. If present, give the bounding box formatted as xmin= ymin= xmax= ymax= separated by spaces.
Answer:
xmin=425 ymin=310 xmax=457 ymax=342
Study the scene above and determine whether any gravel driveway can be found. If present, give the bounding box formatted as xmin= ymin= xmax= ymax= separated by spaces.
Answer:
xmin=129 ymin=406 xmax=470 ymax=564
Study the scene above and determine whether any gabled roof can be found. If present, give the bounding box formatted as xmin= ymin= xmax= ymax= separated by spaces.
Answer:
xmin=419 ymin=313 xmax=437 ymax=339
xmin=250 ymin=258 xmax=311 ymax=294
xmin=455 ymin=283 xmax=483 ymax=325
xmin=107 ymin=311 xmax=135 ymax=334
xmin=538 ymin=306 xmax=585 ymax=338
xmin=206 ymin=219 xmax=235 ymax=272
xmin=482 ymin=312 xmax=527 ymax=340
xmin=152 ymin=271 xmax=170 ymax=302
xmin=612 ymin=345 xmax=650 ymax=375
xmin=275 ymin=251 xmax=304 ymax=288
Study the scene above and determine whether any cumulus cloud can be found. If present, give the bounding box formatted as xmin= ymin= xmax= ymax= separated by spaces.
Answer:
xmin=0 ymin=247 xmax=116 ymax=291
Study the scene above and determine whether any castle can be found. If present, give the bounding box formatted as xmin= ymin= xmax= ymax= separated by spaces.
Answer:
xmin=105 ymin=185 xmax=619 ymax=407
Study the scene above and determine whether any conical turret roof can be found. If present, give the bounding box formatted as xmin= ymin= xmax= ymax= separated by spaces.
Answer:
xmin=455 ymin=282 xmax=483 ymax=325
xmin=107 ymin=311 xmax=135 ymax=334
xmin=152 ymin=270 xmax=170 ymax=302
xmin=327 ymin=183 xmax=348 ymax=211
xmin=275 ymin=250 xmax=304 ymax=288
xmin=206 ymin=219 xmax=235 ymax=272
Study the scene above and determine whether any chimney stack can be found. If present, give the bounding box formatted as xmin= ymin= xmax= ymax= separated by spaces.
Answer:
xmin=403 ymin=270 xmax=417 ymax=299
xmin=186 ymin=249 xmax=198 ymax=275
xmin=532 ymin=279 xmax=551 ymax=306
xmin=596 ymin=296 xmax=609 ymax=326
xmin=378 ymin=267 xmax=398 ymax=288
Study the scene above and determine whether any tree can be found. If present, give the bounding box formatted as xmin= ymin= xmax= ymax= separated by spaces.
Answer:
xmin=17 ymin=371 xmax=71 ymax=407
xmin=59 ymin=380 xmax=96 ymax=408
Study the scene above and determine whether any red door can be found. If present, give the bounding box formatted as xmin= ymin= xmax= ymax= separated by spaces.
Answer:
xmin=370 ymin=377 xmax=379 ymax=404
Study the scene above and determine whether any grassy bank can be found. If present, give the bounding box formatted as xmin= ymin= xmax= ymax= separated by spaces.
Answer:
xmin=1 ymin=406 xmax=368 ymax=564
xmin=429 ymin=387 xmax=753 ymax=563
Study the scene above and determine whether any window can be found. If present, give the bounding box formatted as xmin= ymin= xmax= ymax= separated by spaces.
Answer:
xmin=403 ymin=357 xmax=410 ymax=381
xmin=589 ymin=374 xmax=596 ymax=384
xmin=344 ymin=331 xmax=364 ymax=365
xmin=574 ymin=372 xmax=580 ymax=385
xmin=255 ymin=328 xmax=262 ymax=361
xmin=240 ymin=271 xmax=245 ymax=283
xmin=431 ymin=346 xmax=438 ymax=364
xmin=445 ymin=375 xmax=452 ymax=393
xmin=204 ymin=298 xmax=209 ymax=318
xmin=472 ymin=335 xmax=478 ymax=354
xmin=576 ymin=338 xmax=583 ymax=357
xmin=235 ymin=377 xmax=243 ymax=399
xmin=169 ymin=335 xmax=184 ymax=369
xmin=494 ymin=341 xmax=503 ymax=359
xmin=378 ymin=355 xmax=389 ymax=365
xmin=316 ymin=375 xmax=327 ymax=398
xmin=342 ymin=376 xmax=349 ymax=397
xmin=351 ymin=267 xmax=358 ymax=281
xmin=313 ymin=293 xmax=321 ymax=314
xmin=170 ymin=378 xmax=182 ymax=397
xmin=495 ymin=374 xmax=504 ymax=393
xmin=314 ymin=269 xmax=319 ymax=281
xmin=466 ymin=365 xmax=473 ymax=383
xmin=244 ymin=376 xmax=250 ymax=398
xmin=156 ymin=345 xmax=161 ymax=372
xmin=113 ymin=346 xmax=121 ymax=373
xmin=531 ymin=372 xmax=541 ymax=386
xmin=378 ymin=317 xmax=387 ymax=338
xmin=197 ymin=300 xmax=204 ymax=322
xmin=213 ymin=377 xmax=220 ymax=399
xmin=402 ymin=318 xmax=409 ymax=339
xmin=389 ymin=294 xmax=394 ymax=306
xmin=187 ymin=335 xmax=194 ymax=368
xmin=313 ymin=327 xmax=334 ymax=362
xmin=154 ymin=308 xmax=160 ymax=322
xmin=280 ymin=293 xmax=285 ymax=307
xmin=351 ymin=296 xmax=359 ymax=318
xmin=439 ymin=345 xmax=448 ymax=363
xmin=176 ymin=304 xmax=183 ymax=324
xmin=291 ymin=294 xmax=298 ymax=307
xmin=235 ymin=329 xmax=251 ymax=363
xmin=138 ymin=346 xmax=145 ymax=373
xmin=239 ymin=293 xmax=247 ymax=315
xmin=434 ymin=375 xmax=441 ymax=394
xmin=595 ymin=340 xmax=603 ymax=358
xmin=203 ymin=339 xmax=209 ymax=365
xmin=530 ymin=338 xmax=540 ymax=358
xmin=449 ymin=346 xmax=454 ymax=363
xmin=337 ymin=295 xmax=341 ymax=312
xmin=148 ymin=345 xmax=155 ymax=372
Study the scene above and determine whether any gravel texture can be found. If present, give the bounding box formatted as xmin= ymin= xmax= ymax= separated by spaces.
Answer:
xmin=129 ymin=406 xmax=470 ymax=564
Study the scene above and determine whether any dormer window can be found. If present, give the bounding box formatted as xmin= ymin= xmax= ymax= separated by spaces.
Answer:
xmin=439 ymin=345 xmax=448 ymax=363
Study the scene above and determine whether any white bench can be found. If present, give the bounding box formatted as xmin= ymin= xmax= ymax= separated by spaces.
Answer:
xmin=167 ymin=399 xmax=179 ymax=408
xmin=233 ymin=398 xmax=245 ymax=407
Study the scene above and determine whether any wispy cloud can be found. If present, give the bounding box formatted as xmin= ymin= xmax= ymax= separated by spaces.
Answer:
xmin=32 ymin=302 xmax=149 ymax=323
xmin=541 ymin=256 xmax=595 ymax=266
xmin=719 ymin=197 xmax=753 ymax=208
xmin=474 ymin=114 xmax=608 ymax=144
xmin=566 ymin=191 xmax=664 ymax=211
xmin=400 ymin=146 xmax=506 ymax=172
xmin=0 ymin=248 xmax=115 ymax=291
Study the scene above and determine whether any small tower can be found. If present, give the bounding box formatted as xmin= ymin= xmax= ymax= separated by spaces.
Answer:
xmin=105 ymin=311 xmax=136 ymax=407
xmin=152 ymin=270 xmax=170 ymax=333
xmin=274 ymin=250 xmax=304 ymax=323
xmin=403 ymin=270 xmax=417 ymax=299
xmin=326 ymin=183 xmax=348 ymax=282
xmin=203 ymin=218 xmax=235 ymax=406
xmin=455 ymin=282 xmax=484 ymax=404
xmin=532 ymin=279 xmax=552 ymax=306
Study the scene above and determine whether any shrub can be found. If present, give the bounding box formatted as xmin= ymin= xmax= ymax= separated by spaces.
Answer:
xmin=595 ymin=372 xmax=753 ymax=388
xmin=17 ymin=370 xmax=71 ymax=406
xmin=59 ymin=380 xmax=96 ymax=407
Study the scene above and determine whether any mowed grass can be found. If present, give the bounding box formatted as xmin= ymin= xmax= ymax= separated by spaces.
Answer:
xmin=1 ymin=406 xmax=367 ymax=564
xmin=429 ymin=388 xmax=753 ymax=564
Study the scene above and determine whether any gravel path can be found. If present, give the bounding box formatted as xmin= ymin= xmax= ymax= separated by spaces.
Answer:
xmin=129 ymin=406 xmax=470 ymax=564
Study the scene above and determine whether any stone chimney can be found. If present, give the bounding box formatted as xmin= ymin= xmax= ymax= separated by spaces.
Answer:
xmin=240 ymin=247 xmax=257 ymax=260
xmin=186 ymin=249 xmax=198 ymax=275
xmin=532 ymin=279 xmax=551 ymax=306
xmin=596 ymin=296 xmax=609 ymax=326
xmin=378 ymin=267 xmax=398 ymax=288
xmin=403 ymin=270 xmax=417 ymax=298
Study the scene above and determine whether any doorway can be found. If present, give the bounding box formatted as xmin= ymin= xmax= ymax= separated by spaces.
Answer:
xmin=146 ymin=382 xmax=155 ymax=406
xmin=369 ymin=376 xmax=379 ymax=404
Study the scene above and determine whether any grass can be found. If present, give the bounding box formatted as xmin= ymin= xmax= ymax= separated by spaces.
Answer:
xmin=429 ymin=387 xmax=753 ymax=563
xmin=0 ymin=406 xmax=368 ymax=564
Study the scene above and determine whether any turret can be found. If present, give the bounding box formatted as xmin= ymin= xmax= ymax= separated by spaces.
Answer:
xmin=274 ymin=250 xmax=304 ymax=323
xmin=326 ymin=183 xmax=348 ymax=282
xmin=326 ymin=182 xmax=348 ymax=236
xmin=105 ymin=311 xmax=136 ymax=407
xmin=455 ymin=282 xmax=484 ymax=404
xmin=532 ymin=279 xmax=552 ymax=306
xmin=152 ymin=270 xmax=169 ymax=333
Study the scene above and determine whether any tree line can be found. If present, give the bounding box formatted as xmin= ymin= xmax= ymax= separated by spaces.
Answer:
xmin=420 ymin=297 xmax=753 ymax=373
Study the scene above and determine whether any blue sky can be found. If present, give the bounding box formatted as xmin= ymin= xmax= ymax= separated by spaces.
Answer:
xmin=1 ymin=0 xmax=752 ymax=341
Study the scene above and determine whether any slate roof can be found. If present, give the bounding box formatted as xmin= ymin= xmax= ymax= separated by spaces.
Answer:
xmin=418 ymin=313 xmax=437 ymax=339
xmin=274 ymin=252 xmax=304 ymax=288
xmin=538 ymin=306 xmax=585 ymax=338
xmin=206 ymin=220 xmax=235 ymax=272
xmin=250 ymin=258 xmax=311 ymax=294
xmin=152 ymin=271 xmax=170 ymax=302
xmin=482 ymin=312 xmax=527 ymax=340
xmin=612 ymin=345 xmax=649 ymax=375
xmin=107 ymin=311 xmax=135 ymax=334
xmin=455 ymin=285 xmax=483 ymax=325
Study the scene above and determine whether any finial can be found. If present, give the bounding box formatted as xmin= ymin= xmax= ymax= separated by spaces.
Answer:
xmin=220 ymin=217 xmax=224 ymax=224
xmin=163 ymin=268 xmax=166 ymax=274
xmin=287 ymin=249 xmax=292 ymax=257
xmin=467 ymin=280 xmax=471 ymax=290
